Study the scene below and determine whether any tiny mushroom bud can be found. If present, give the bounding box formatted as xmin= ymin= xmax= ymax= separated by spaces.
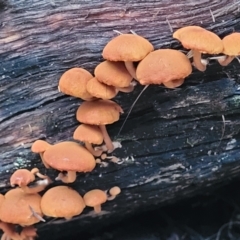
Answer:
xmin=136 ymin=49 xmax=192 ymax=87
xmin=102 ymin=34 xmax=154 ymax=79
xmin=107 ymin=186 xmax=121 ymax=201
xmin=41 ymin=186 xmax=85 ymax=220
xmin=218 ymin=32 xmax=240 ymax=66
xmin=94 ymin=61 xmax=134 ymax=93
xmin=173 ymin=26 xmax=223 ymax=71
xmin=76 ymin=100 xmax=123 ymax=152
xmin=58 ymin=67 xmax=94 ymax=100
xmin=83 ymin=189 xmax=107 ymax=213
xmin=73 ymin=124 xmax=104 ymax=157
xmin=86 ymin=77 xmax=118 ymax=99
xmin=42 ymin=141 xmax=96 ymax=183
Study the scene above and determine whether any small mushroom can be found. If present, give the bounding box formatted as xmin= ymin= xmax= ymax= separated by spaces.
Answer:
xmin=136 ymin=49 xmax=192 ymax=86
xmin=102 ymin=34 xmax=154 ymax=79
xmin=83 ymin=189 xmax=107 ymax=213
xmin=86 ymin=77 xmax=118 ymax=99
xmin=42 ymin=141 xmax=96 ymax=183
xmin=173 ymin=26 xmax=223 ymax=71
xmin=41 ymin=186 xmax=85 ymax=220
xmin=94 ymin=61 xmax=134 ymax=93
xmin=76 ymin=99 xmax=123 ymax=152
xmin=218 ymin=32 xmax=240 ymax=66
xmin=10 ymin=168 xmax=51 ymax=194
xmin=73 ymin=124 xmax=104 ymax=157
xmin=107 ymin=186 xmax=121 ymax=201
xmin=58 ymin=67 xmax=94 ymax=100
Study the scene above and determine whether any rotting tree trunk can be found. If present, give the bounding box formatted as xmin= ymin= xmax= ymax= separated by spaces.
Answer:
xmin=1 ymin=0 xmax=240 ymax=239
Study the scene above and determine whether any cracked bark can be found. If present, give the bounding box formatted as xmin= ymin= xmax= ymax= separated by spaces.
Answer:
xmin=0 ymin=0 xmax=240 ymax=239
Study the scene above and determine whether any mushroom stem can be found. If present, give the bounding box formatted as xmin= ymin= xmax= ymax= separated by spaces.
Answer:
xmin=124 ymin=61 xmax=137 ymax=79
xmin=93 ymin=204 xmax=101 ymax=213
xmin=192 ymin=50 xmax=206 ymax=71
xmin=163 ymin=79 xmax=184 ymax=89
xmin=99 ymin=125 xmax=114 ymax=152
xmin=0 ymin=222 xmax=20 ymax=240
xmin=56 ymin=171 xmax=77 ymax=183
xmin=85 ymin=142 xmax=102 ymax=157
xmin=218 ymin=55 xmax=235 ymax=66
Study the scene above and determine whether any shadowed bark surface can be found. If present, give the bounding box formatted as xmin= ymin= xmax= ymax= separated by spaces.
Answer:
xmin=1 ymin=0 xmax=240 ymax=239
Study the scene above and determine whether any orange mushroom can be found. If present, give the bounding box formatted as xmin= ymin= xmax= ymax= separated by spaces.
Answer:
xmin=173 ymin=26 xmax=223 ymax=71
xmin=58 ymin=67 xmax=94 ymax=100
xmin=94 ymin=61 xmax=134 ymax=92
xmin=136 ymin=49 xmax=192 ymax=86
xmin=102 ymin=34 xmax=154 ymax=79
xmin=83 ymin=189 xmax=107 ymax=213
xmin=218 ymin=32 xmax=240 ymax=66
xmin=0 ymin=188 xmax=43 ymax=240
xmin=73 ymin=124 xmax=104 ymax=157
xmin=41 ymin=186 xmax=85 ymax=219
xmin=10 ymin=168 xmax=51 ymax=194
xmin=42 ymin=141 xmax=96 ymax=183
xmin=86 ymin=77 xmax=118 ymax=99
xmin=0 ymin=188 xmax=43 ymax=226
xmin=76 ymin=99 xmax=123 ymax=152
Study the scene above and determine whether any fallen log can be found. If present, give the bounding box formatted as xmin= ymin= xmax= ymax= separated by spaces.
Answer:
xmin=0 ymin=0 xmax=240 ymax=239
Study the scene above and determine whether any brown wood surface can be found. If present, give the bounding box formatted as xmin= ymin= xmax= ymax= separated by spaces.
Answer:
xmin=1 ymin=0 xmax=240 ymax=239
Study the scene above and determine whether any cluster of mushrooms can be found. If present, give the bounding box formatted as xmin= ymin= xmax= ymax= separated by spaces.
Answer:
xmin=0 ymin=25 xmax=239 ymax=240
xmin=0 ymin=167 xmax=120 ymax=240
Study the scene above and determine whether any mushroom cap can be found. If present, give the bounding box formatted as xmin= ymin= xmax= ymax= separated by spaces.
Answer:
xmin=31 ymin=140 xmax=51 ymax=153
xmin=43 ymin=141 xmax=96 ymax=172
xmin=83 ymin=189 xmax=107 ymax=207
xmin=10 ymin=169 xmax=35 ymax=187
xmin=58 ymin=67 xmax=94 ymax=100
xmin=173 ymin=26 xmax=223 ymax=54
xmin=94 ymin=61 xmax=132 ymax=88
xmin=41 ymin=186 xmax=85 ymax=219
xmin=0 ymin=188 xmax=42 ymax=226
xmin=73 ymin=124 xmax=104 ymax=145
xmin=86 ymin=77 xmax=117 ymax=99
xmin=76 ymin=99 xmax=123 ymax=125
xmin=136 ymin=49 xmax=192 ymax=85
xmin=109 ymin=186 xmax=121 ymax=196
xmin=222 ymin=32 xmax=240 ymax=56
xmin=102 ymin=34 xmax=154 ymax=61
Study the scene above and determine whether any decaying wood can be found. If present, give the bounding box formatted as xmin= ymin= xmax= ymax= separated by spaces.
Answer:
xmin=1 ymin=0 xmax=240 ymax=239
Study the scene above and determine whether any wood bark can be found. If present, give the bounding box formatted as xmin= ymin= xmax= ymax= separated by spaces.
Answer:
xmin=1 ymin=0 xmax=240 ymax=239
